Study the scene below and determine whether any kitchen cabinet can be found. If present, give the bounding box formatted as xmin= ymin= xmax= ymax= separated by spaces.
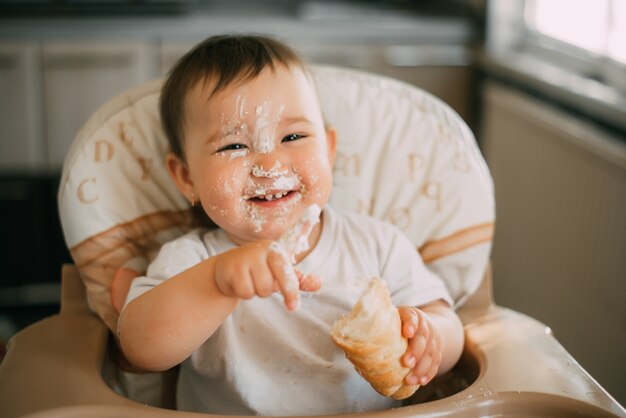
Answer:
xmin=161 ymin=41 xmax=474 ymax=122
xmin=42 ymin=41 xmax=159 ymax=167
xmin=0 ymin=42 xmax=44 ymax=170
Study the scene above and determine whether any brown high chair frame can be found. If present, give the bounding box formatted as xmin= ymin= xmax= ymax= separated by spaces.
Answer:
xmin=1 ymin=65 xmax=625 ymax=418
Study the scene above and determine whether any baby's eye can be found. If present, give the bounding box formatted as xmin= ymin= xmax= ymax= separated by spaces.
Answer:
xmin=282 ymin=134 xmax=305 ymax=143
xmin=217 ymin=143 xmax=248 ymax=153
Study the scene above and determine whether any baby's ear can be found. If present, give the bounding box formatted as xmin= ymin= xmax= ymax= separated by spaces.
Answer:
xmin=166 ymin=152 xmax=195 ymax=204
xmin=325 ymin=126 xmax=337 ymax=166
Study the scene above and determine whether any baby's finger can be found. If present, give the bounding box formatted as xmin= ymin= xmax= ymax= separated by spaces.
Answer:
xmin=230 ymin=269 xmax=256 ymax=300
xmin=407 ymin=334 xmax=428 ymax=363
xmin=414 ymin=352 xmax=440 ymax=386
xmin=405 ymin=354 xmax=433 ymax=385
xmin=398 ymin=307 xmax=419 ymax=338
xmin=268 ymin=243 xmax=300 ymax=311
xmin=423 ymin=352 xmax=442 ymax=384
xmin=249 ymin=267 xmax=276 ymax=298
xmin=296 ymin=270 xmax=322 ymax=292
xmin=414 ymin=337 xmax=442 ymax=383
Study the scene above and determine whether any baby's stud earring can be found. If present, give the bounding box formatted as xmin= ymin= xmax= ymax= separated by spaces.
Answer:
xmin=190 ymin=192 xmax=198 ymax=207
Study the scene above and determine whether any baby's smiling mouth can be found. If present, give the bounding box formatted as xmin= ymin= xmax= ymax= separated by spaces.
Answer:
xmin=245 ymin=174 xmax=302 ymax=204
xmin=247 ymin=189 xmax=299 ymax=203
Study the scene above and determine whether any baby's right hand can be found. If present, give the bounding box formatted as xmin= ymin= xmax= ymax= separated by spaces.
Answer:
xmin=213 ymin=240 xmax=320 ymax=311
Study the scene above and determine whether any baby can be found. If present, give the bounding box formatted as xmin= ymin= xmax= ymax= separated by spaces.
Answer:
xmin=118 ymin=34 xmax=464 ymax=415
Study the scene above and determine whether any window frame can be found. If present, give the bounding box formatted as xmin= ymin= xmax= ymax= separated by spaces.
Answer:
xmin=519 ymin=0 xmax=626 ymax=92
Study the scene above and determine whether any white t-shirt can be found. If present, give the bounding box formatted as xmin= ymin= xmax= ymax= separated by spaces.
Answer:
xmin=124 ymin=206 xmax=453 ymax=415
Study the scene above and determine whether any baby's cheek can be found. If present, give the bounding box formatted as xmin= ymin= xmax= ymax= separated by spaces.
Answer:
xmin=213 ymin=162 xmax=248 ymax=196
xmin=305 ymin=157 xmax=333 ymax=199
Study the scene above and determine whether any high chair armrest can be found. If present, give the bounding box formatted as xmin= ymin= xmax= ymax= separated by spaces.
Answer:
xmin=0 ymin=311 xmax=133 ymax=418
xmin=456 ymin=306 xmax=626 ymax=417
xmin=4 ymin=308 xmax=623 ymax=418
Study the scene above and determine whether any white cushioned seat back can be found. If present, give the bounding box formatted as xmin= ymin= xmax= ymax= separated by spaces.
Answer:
xmin=59 ymin=65 xmax=495 ymax=333
xmin=316 ymin=67 xmax=495 ymax=308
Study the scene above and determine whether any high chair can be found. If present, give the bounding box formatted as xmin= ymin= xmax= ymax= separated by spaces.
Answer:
xmin=1 ymin=65 xmax=624 ymax=418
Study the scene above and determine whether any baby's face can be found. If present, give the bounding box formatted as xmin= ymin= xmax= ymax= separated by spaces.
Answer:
xmin=180 ymin=65 xmax=335 ymax=244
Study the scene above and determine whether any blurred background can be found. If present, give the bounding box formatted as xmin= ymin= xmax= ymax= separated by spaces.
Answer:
xmin=0 ymin=0 xmax=624 ymax=405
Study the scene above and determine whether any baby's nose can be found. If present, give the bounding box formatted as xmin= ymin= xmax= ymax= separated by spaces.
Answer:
xmin=251 ymin=157 xmax=288 ymax=179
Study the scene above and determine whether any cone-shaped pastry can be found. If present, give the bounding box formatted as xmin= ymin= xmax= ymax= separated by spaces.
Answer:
xmin=331 ymin=278 xmax=418 ymax=400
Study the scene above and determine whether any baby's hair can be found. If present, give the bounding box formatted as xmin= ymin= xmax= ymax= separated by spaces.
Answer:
xmin=160 ymin=34 xmax=306 ymax=160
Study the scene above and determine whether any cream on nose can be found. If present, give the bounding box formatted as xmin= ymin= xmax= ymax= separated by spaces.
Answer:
xmin=251 ymin=101 xmax=285 ymax=154
xmin=251 ymin=160 xmax=288 ymax=179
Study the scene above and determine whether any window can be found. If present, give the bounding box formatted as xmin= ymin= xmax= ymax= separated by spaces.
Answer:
xmin=607 ymin=0 xmax=626 ymax=64
xmin=515 ymin=0 xmax=626 ymax=96
xmin=524 ymin=0 xmax=626 ymax=65
xmin=486 ymin=0 xmax=626 ymax=130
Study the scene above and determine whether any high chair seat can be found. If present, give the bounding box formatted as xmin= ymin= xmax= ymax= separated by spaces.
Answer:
xmin=1 ymin=65 xmax=624 ymax=418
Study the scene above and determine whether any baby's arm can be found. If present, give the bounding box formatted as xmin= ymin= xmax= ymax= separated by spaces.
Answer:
xmin=118 ymin=240 xmax=319 ymax=372
xmin=118 ymin=253 xmax=236 ymax=372
xmin=398 ymin=301 xmax=464 ymax=386
xmin=119 ymin=205 xmax=322 ymax=372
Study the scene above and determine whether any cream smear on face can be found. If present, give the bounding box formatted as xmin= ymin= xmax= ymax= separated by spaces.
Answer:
xmin=217 ymin=95 xmax=297 ymax=234
xmin=219 ymin=120 xmax=249 ymax=146
xmin=218 ymin=96 xmax=286 ymax=158
xmin=252 ymin=101 xmax=285 ymax=154
xmin=248 ymin=161 xmax=300 ymax=200
xmin=229 ymin=149 xmax=249 ymax=160
xmin=217 ymin=95 xmax=250 ymax=160
xmin=240 ymin=191 xmax=304 ymax=233
xmin=251 ymin=161 xmax=288 ymax=178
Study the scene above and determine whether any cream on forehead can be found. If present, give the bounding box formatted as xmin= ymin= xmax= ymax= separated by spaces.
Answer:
xmin=216 ymin=95 xmax=250 ymax=151
xmin=236 ymin=95 xmax=247 ymax=119
xmin=219 ymin=115 xmax=249 ymax=144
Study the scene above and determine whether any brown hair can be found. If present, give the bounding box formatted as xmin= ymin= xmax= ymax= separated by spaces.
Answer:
xmin=159 ymin=34 xmax=305 ymax=160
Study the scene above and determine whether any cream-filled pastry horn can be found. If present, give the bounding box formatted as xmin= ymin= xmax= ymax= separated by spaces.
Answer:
xmin=330 ymin=278 xmax=419 ymax=400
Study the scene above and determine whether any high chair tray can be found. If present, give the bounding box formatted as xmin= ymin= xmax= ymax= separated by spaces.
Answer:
xmin=1 ymin=267 xmax=624 ymax=418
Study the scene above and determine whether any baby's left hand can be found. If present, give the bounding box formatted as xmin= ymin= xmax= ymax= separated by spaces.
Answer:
xmin=398 ymin=306 xmax=443 ymax=386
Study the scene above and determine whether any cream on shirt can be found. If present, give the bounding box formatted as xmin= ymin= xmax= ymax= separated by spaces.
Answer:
xmin=123 ymin=206 xmax=453 ymax=416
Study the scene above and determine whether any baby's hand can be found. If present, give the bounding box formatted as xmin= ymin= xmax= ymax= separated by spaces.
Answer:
xmin=398 ymin=306 xmax=443 ymax=386
xmin=214 ymin=205 xmax=322 ymax=311
xmin=213 ymin=241 xmax=319 ymax=311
